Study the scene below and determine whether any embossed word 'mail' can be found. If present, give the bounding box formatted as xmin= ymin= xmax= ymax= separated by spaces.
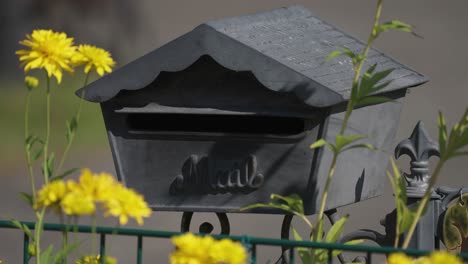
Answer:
xmin=171 ymin=154 xmax=264 ymax=195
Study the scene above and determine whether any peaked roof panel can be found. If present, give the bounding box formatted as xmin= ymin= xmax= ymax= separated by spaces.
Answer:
xmin=79 ymin=5 xmax=427 ymax=107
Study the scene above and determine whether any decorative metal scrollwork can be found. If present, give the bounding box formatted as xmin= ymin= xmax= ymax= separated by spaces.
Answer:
xmin=436 ymin=187 xmax=468 ymax=250
xmin=395 ymin=121 xmax=439 ymax=196
xmin=180 ymin=212 xmax=230 ymax=235
xmin=171 ymin=154 xmax=264 ymax=195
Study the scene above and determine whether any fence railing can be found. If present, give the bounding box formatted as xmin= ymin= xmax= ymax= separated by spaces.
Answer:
xmin=1 ymin=219 xmax=467 ymax=264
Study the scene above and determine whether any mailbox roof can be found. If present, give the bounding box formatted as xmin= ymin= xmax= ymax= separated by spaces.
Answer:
xmin=79 ymin=5 xmax=427 ymax=108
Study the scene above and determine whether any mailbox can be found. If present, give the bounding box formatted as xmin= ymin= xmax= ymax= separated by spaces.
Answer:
xmin=78 ymin=6 xmax=427 ymax=214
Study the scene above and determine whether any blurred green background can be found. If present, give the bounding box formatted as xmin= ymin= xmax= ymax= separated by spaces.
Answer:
xmin=1 ymin=0 xmax=468 ymax=263
xmin=0 ymin=76 xmax=107 ymax=170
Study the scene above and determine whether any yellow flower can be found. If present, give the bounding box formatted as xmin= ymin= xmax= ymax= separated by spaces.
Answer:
xmin=387 ymin=253 xmax=414 ymax=264
xmin=170 ymin=234 xmax=247 ymax=264
xmin=72 ymin=44 xmax=115 ymax=76
xmin=170 ymin=233 xmax=214 ymax=264
xmin=388 ymin=251 xmax=462 ymax=264
xmin=209 ymin=239 xmax=247 ymax=264
xmin=75 ymin=255 xmax=117 ymax=264
xmin=35 ymin=180 xmax=67 ymax=209
xmin=414 ymin=257 xmax=431 ymax=264
xmin=60 ymin=190 xmax=95 ymax=216
xmin=24 ymin=76 xmax=39 ymax=90
xmin=103 ymin=184 xmax=152 ymax=225
xmin=428 ymin=251 xmax=462 ymax=264
xmin=16 ymin=29 xmax=76 ymax=84
xmin=77 ymin=168 xmax=116 ymax=202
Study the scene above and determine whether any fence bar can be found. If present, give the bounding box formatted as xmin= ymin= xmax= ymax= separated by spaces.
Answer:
xmin=99 ymin=233 xmax=106 ymax=264
xmin=328 ymin=249 xmax=332 ymax=264
xmin=366 ymin=251 xmax=371 ymax=264
xmin=251 ymin=244 xmax=257 ymax=264
xmin=23 ymin=233 xmax=29 ymax=264
xmin=289 ymin=247 xmax=294 ymax=263
xmin=137 ymin=235 xmax=143 ymax=264
xmin=3 ymin=219 xmax=468 ymax=262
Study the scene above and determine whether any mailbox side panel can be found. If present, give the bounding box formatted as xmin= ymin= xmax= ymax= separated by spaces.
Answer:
xmin=303 ymin=89 xmax=407 ymax=214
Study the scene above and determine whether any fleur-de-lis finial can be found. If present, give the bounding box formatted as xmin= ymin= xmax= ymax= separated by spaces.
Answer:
xmin=395 ymin=121 xmax=440 ymax=195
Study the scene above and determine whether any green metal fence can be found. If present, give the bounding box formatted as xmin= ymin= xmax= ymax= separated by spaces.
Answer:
xmin=1 ymin=219 xmax=467 ymax=264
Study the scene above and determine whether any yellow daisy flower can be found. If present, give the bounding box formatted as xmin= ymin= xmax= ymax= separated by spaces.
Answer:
xmin=72 ymin=44 xmax=115 ymax=76
xmin=16 ymin=29 xmax=76 ymax=84
xmin=60 ymin=190 xmax=95 ymax=216
xmin=209 ymin=238 xmax=247 ymax=264
xmin=77 ymin=168 xmax=116 ymax=202
xmin=170 ymin=233 xmax=214 ymax=264
xmin=35 ymin=180 xmax=67 ymax=209
xmin=429 ymin=251 xmax=462 ymax=264
xmin=103 ymin=184 xmax=152 ymax=225
xmin=24 ymin=76 xmax=39 ymax=90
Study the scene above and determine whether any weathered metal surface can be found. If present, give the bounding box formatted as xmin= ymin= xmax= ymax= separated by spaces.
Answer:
xmin=78 ymin=6 xmax=427 ymax=107
xmin=395 ymin=121 xmax=440 ymax=197
xmin=79 ymin=6 xmax=427 ymax=214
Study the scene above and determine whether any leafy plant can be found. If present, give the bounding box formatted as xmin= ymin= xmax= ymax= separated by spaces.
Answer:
xmin=387 ymin=158 xmax=416 ymax=247
xmin=11 ymin=30 xmax=140 ymax=264
xmin=402 ymin=109 xmax=468 ymax=248
xmin=243 ymin=0 xmax=418 ymax=262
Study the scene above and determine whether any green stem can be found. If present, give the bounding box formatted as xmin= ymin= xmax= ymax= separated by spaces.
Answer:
xmin=315 ymin=0 xmax=384 ymax=235
xmin=91 ymin=214 xmax=97 ymax=256
xmin=57 ymin=73 xmax=90 ymax=174
xmin=314 ymin=153 xmax=338 ymax=238
xmin=394 ymin=223 xmax=400 ymax=248
xmin=34 ymin=208 xmax=46 ymax=264
xmin=59 ymin=213 xmax=69 ymax=264
xmin=24 ymin=91 xmax=36 ymax=201
xmin=339 ymin=0 xmax=384 ymax=135
xmin=43 ymin=74 xmax=51 ymax=184
xmin=401 ymin=160 xmax=444 ymax=248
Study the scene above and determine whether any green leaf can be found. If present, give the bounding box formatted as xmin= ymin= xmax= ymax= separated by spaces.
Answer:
xmin=325 ymin=214 xmax=349 ymax=243
xmin=387 ymin=158 xmax=416 ymax=236
xmin=271 ymin=194 xmax=305 ymax=215
xmin=66 ymin=116 xmax=78 ymax=143
xmin=326 ymin=47 xmax=363 ymax=67
xmin=335 ymin=134 xmax=366 ymax=152
xmin=355 ymin=96 xmax=393 ymax=108
xmin=310 ymin=139 xmax=328 ymax=149
xmin=43 ymin=152 xmax=56 ymax=179
xmin=39 ymin=245 xmax=54 ymax=264
xmin=329 ymin=239 xmax=364 ymax=258
xmin=326 ymin=50 xmax=346 ymax=62
xmin=292 ymin=227 xmax=303 ymax=241
xmin=312 ymin=218 xmax=324 ymax=243
xmin=19 ymin=192 xmax=34 ymax=207
xmin=345 ymin=239 xmax=364 ymax=246
xmin=376 ymin=20 xmax=413 ymax=35
xmin=291 ymin=226 xmax=313 ymax=264
xmin=341 ymin=143 xmax=375 ymax=153
xmin=32 ymin=146 xmax=44 ymax=161
xmin=52 ymin=242 xmax=79 ymax=264
xmin=298 ymin=248 xmax=312 ymax=264
xmin=438 ymin=111 xmax=447 ymax=156
xmin=9 ymin=219 xmax=33 ymax=240
xmin=358 ymin=68 xmax=394 ymax=99
xmin=50 ymin=168 xmax=80 ymax=182
xmin=398 ymin=202 xmax=416 ymax=234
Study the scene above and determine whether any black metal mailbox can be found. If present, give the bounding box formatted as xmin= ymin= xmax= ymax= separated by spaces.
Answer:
xmin=78 ymin=6 xmax=427 ymax=215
